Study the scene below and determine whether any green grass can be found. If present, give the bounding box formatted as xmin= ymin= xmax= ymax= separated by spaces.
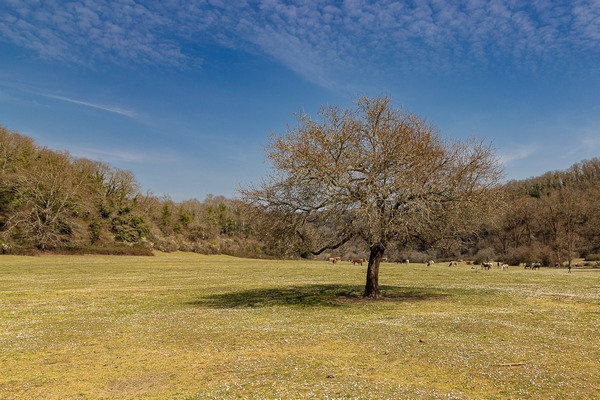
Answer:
xmin=1 ymin=253 xmax=599 ymax=399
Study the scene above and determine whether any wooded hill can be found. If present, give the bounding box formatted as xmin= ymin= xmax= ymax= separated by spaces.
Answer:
xmin=1 ymin=125 xmax=599 ymax=266
xmin=0 ymin=126 xmax=260 ymax=257
xmin=472 ymin=159 xmax=600 ymax=267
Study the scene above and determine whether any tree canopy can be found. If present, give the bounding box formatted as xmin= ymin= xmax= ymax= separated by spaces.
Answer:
xmin=242 ymin=95 xmax=503 ymax=297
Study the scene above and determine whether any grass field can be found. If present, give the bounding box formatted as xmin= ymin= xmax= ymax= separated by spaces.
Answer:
xmin=1 ymin=252 xmax=599 ymax=399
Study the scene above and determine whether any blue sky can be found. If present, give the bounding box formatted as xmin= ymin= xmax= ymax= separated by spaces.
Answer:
xmin=1 ymin=0 xmax=600 ymax=201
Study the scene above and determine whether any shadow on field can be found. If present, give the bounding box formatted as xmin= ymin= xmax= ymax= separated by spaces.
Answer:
xmin=188 ymin=284 xmax=449 ymax=308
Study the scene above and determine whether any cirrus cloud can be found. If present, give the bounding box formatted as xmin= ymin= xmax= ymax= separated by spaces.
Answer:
xmin=1 ymin=0 xmax=600 ymax=87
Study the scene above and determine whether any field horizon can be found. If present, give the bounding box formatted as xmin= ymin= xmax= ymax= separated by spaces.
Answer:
xmin=1 ymin=252 xmax=598 ymax=399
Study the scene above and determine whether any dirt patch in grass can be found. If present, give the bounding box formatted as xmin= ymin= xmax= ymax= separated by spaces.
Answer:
xmin=103 ymin=372 xmax=171 ymax=397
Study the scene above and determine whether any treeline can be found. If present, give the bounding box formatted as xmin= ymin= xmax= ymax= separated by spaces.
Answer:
xmin=312 ymin=160 xmax=600 ymax=268
xmin=471 ymin=159 xmax=600 ymax=267
xmin=1 ymin=125 xmax=600 ymax=265
xmin=0 ymin=126 xmax=267 ymax=256
xmin=316 ymin=158 xmax=600 ymax=266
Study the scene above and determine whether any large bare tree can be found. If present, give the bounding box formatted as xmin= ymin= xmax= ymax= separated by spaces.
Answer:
xmin=241 ymin=95 xmax=503 ymax=297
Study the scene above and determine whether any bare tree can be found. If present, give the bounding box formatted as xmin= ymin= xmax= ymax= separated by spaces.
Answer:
xmin=3 ymin=149 xmax=88 ymax=249
xmin=537 ymin=185 xmax=590 ymax=268
xmin=241 ymin=95 xmax=503 ymax=297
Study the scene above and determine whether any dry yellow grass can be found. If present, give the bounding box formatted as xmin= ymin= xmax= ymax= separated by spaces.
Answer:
xmin=1 ymin=252 xmax=598 ymax=399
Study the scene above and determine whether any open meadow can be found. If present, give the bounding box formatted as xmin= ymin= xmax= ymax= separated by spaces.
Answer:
xmin=1 ymin=252 xmax=599 ymax=399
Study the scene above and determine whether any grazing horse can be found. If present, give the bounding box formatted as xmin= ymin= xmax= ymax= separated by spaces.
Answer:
xmin=481 ymin=262 xmax=492 ymax=270
xmin=449 ymin=261 xmax=458 ymax=267
xmin=524 ymin=263 xmax=532 ymax=269
xmin=532 ymin=263 xmax=541 ymax=270
xmin=329 ymin=257 xmax=337 ymax=264
xmin=352 ymin=259 xmax=364 ymax=266
xmin=501 ymin=263 xmax=509 ymax=271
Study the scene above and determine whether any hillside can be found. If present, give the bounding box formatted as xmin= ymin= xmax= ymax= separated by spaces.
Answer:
xmin=1 ymin=125 xmax=599 ymax=266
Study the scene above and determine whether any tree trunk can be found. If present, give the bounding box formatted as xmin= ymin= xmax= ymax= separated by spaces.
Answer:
xmin=567 ymin=231 xmax=573 ymax=269
xmin=364 ymin=244 xmax=386 ymax=298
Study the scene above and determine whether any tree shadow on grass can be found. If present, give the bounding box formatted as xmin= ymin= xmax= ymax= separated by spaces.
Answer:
xmin=188 ymin=284 xmax=450 ymax=308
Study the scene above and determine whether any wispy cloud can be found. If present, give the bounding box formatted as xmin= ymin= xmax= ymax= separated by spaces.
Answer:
xmin=0 ymin=77 xmax=142 ymax=120
xmin=18 ymin=127 xmax=178 ymax=165
xmin=2 ymin=1 xmax=600 ymax=87
xmin=580 ymin=136 xmax=600 ymax=149
xmin=62 ymin=144 xmax=179 ymax=165
xmin=565 ymin=127 xmax=600 ymax=158
xmin=39 ymin=93 xmax=137 ymax=118
xmin=499 ymin=144 xmax=539 ymax=165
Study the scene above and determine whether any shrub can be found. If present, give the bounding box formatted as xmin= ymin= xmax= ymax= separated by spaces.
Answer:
xmin=112 ymin=215 xmax=150 ymax=242
xmin=397 ymin=250 xmax=429 ymax=263
xmin=153 ymin=237 xmax=179 ymax=253
xmin=539 ymin=249 xmax=559 ymax=267
xmin=53 ymin=245 xmax=153 ymax=256
xmin=474 ymin=247 xmax=496 ymax=264
xmin=1 ymin=244 xmax=41 ymax=256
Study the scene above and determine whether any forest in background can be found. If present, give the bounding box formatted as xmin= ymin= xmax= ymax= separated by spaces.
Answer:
xmin=1 ymin=125 xmax=599 ymax=266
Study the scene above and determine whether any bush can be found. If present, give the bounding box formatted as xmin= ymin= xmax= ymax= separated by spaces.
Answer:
xmin=539 ymin=252 xmax=556 ymax=267
xmin=1 ymin=244 xmax=41 ymax=256
xmin=397 ymin=250 xmax=429 ymax=263
xmin=53 ymin=245 xmax=154 ymax=256
xmin=474 ymin=247 xmax=496 ymax=264
xmin=152 ymin=236 xmax=180 ymax=253
xmin=112 ymin=215 xmax=150 ymax=243
xmin=502 ymin=246 xmax=531 ymax=266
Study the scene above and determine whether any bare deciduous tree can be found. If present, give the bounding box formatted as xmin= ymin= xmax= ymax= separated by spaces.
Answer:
xmin=241 ymin=95 xmax=503 ymax=297
xmin=3 ymin=149 xmax=88 ymax=250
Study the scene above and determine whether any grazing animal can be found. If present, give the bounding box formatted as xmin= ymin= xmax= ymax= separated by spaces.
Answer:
xmin=352 ymin=259 xmax=364 ymax=266
xmin=381 ymin=258 xmax=388 ymax=262
xmin=404 ymin=259 xmax=410 ymax=264
xmin=329 ymin=257 xmax=337 ymax=264
xmin=449 ymin=261 xmax=458 ymax=267
xmin=532 ymin=263 xmax=541 ymax=270
xmin=481 ymin=262 xmax=492 ymax=270
xmin=465 ymin=260 xmax=472 ymax=265
xmin=524 ymin=263 xmax=532 ymax=269
xmin=426 ymin=260 xmax=434 ymax=266
xmin=501 ymin=263 xmax=509 ymax=271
